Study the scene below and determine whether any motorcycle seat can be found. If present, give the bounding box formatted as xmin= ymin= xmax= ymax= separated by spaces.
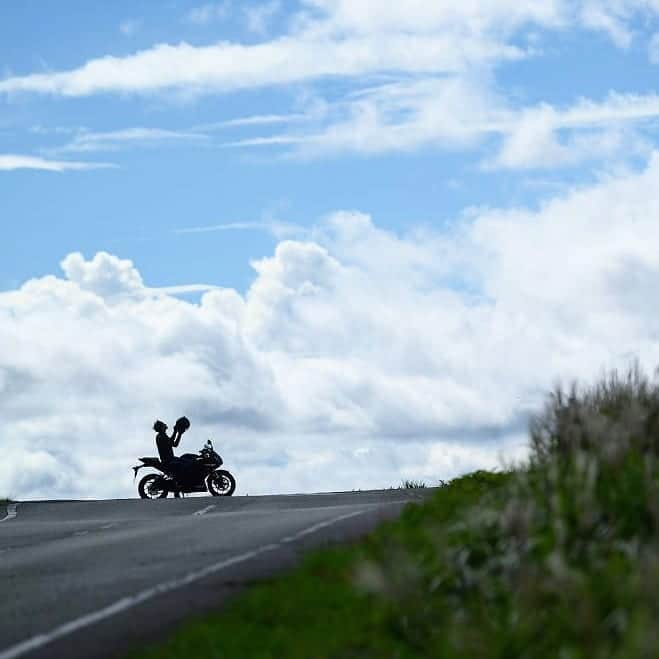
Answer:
xmin=139 ymin=457 xmax=161 ymax=467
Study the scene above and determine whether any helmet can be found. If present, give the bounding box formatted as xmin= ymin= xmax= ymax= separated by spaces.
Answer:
xmin=174 ymin=416 xmax=191 ymax=433
xmin=153 ymin=420 xmax=168 ymax=433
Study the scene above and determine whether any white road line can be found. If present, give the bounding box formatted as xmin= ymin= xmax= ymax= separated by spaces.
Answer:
xmin=280 ymin=510 xmax=364 ymax=543
xmin=0 ymin=503 xmax=18 ymax=523
xmin=193 ymin=504 xmax=216 ymax=517
xmin=73 ymin=531 xmax=89 ymax=537
xmin=0 ymin=509 xmax=366 ymax=659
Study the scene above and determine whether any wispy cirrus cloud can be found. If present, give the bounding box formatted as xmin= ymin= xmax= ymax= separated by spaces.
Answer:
xmin=50 ymin=127 xmax=208 ymax=154
xmin=174 ymin=220 xmax=301 ymax=238
xmin=2 ymin=1 xmax=659 ymax=103
xmin=0 ymin=154 xmax=116 ymax=172
xmin=8 ymin=1 xmax=659 ymax=172
xmin=221 ymin=80 xmax=659 ymax=169
xmin=185 ymin=2 xmax=231 ymax=25
xmin=488 ymin=94 xmax=659 ymax=170
xmin=0 ymin=35 xmax=522 ymax=97
xmin=30 ymin=83 xmax=659 ymax=169
xmin=244 ymin=0 xmax=281 ymax=35
xmin=197 ymin=113 xmax=309 ymax=130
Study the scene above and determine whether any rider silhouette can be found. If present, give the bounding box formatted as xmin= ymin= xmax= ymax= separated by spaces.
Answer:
xmin=153 ymin=417 xmax=191 ymax=481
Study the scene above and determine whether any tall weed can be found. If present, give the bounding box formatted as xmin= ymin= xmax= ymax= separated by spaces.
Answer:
xmin=358 ymin=363 xmax=659 ymax=658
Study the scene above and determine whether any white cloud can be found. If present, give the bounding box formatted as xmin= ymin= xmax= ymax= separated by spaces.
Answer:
xmin=173 ymin=220 xmax=301 ymax=238
xmin=223 ymin=82 xmax=659 ymax=166
xmin=0 ymin=35 xmax=521 ymax=97
xmin=489 ymin=108 xmax=651 ymax=170
xmin=297 ymin=0 xmax=566 ymax=38
xmin=579 ymin=2 xmax=633 ymax=47
xmin=223 ymin=76 xmax=507 ymax=154
xmin=185 ymin=2 xmax=231 ymax=25
xmin=0 ymin=154 xmax=116 ymax=172
xmin=4 ymin=154 xmax=659 ymax=499
xmin=245 ymin=0 xmax=281 ymax=35
xmin=2 ymin=0 xmax=659 ymax=102
xmin=0 ymin=0 xmax=550 ymax=99
xmin=488 ymin=92 xmax=659 ymax=169
xmin=52 ymin=127 xmax=208 ymax=153
xmin=191 ymin=113 xmax=310 ymax=133
xmin=61 ymin=252 xmax=145 ymax=297
xmin=24 ymin=81 xmax=659 ymax=168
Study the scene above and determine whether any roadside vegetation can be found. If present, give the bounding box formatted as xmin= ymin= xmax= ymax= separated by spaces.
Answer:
xmin=401 ymin=479 xmax=427 ymax=489
xmin=135 ymin=362 xmax=659 ymax=658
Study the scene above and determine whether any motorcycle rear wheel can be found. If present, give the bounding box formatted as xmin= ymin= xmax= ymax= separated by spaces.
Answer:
xmin=207 ymin=470 xmax=236 ymax=496
xmin=138 ymin=474 xmax=168 ymax=499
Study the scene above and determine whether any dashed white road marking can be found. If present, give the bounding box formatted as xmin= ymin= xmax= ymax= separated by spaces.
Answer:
xmin=193 ymin=504 xmax=216 ymax=517
xmin=73 ymin=531 xmax=89 ymax=537
xmin=0 ymin=509 xmax=366 ymax=659
xmin=0 ymin=503 xmax=18 ymax=523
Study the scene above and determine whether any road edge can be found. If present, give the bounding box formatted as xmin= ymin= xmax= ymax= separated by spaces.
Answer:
xmin=0 ymin=502 xmax=18 ymax=523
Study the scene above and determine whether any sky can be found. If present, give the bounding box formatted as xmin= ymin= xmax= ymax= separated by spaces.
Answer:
xmin=2 ymin=0 xmax=659 ymax=500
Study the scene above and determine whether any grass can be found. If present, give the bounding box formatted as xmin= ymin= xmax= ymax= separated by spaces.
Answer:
xmin=400 ymin=479 xmax=427 ymax=489
xmin=133 ymin=362 xmax=659 ymax=658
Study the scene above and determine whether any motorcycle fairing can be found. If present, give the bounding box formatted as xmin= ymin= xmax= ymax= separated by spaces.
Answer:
xmin=132 ymin=456 xmax=163 ymax=480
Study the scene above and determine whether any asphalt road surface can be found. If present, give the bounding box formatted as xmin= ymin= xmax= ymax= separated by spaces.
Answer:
xmin=0 ymin=489 xmax=432 ymax=659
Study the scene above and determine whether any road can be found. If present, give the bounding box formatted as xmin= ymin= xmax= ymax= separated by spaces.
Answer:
xmin=0 ymin=490 xmax=431 ymax=659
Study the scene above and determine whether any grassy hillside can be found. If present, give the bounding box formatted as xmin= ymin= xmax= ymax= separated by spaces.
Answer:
xmin=135 ymin=363 xmax=659 ymax=659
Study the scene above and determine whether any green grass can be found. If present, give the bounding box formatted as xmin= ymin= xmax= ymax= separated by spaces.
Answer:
xmin=133 ymin=362 xmax=659 ymax=658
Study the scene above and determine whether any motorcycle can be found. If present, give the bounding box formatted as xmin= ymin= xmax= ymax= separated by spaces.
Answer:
xmin=133 ymin=440 xmax=236 ymax=499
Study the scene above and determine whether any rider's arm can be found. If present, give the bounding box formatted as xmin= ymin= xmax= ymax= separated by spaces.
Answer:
xmin=172 ymin=430 xmax=182 ymax=447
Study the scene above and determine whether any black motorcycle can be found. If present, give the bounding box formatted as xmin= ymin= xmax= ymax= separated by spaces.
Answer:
xmin=133 ymin=440 xmax=236 ymax=499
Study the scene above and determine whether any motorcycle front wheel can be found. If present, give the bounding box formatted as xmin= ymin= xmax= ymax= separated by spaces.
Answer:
xmin=207 ymin=470 xmax=236 ymax=496
xmin=138 ymin=474 xmax=168 ymax=499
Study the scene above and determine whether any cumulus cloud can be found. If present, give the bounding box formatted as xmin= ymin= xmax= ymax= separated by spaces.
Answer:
xmin=4 ymin=153 xmax=659 ymax=500
xmin=60 ymin=252 xmax=145 ymax=297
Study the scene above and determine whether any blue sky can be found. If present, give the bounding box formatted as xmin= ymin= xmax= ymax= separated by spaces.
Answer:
xmin=4 ymin=1 xmax=659 ymax=499
xmin=4 ymin=1 xmax=659 ymax=293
